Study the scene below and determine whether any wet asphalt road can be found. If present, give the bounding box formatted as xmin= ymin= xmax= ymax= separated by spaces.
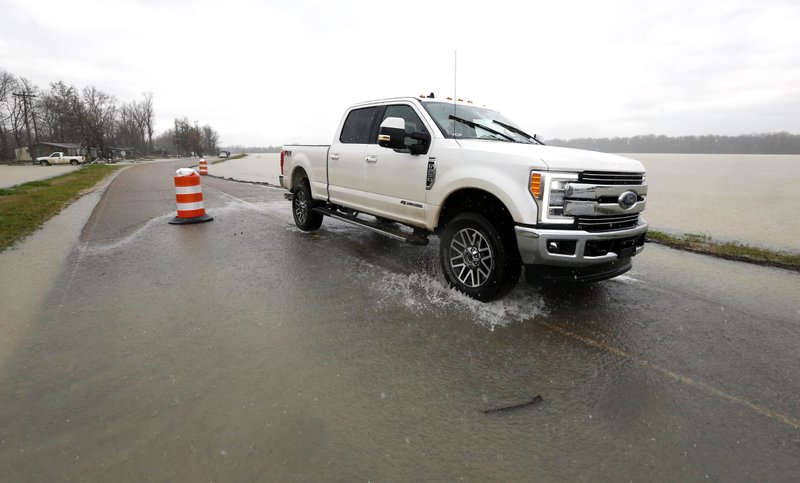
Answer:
xmin=1 ymin=161 xmax=799 ymax=482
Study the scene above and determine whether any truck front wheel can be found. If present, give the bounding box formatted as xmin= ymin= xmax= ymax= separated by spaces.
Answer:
xmin=292 ymin=180 xmax=323 ymax=231
xmin=439 ymin=213 xmax=520 ymax=301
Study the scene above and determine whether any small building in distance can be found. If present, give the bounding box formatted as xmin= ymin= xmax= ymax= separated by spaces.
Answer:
xmin=16 ymin=142 xmax=86 ymax=162
xmin=108 ymin=147 xmax=136 ymax=160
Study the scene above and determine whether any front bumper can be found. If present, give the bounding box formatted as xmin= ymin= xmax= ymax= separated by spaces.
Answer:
xmin=515 ymin=220 xmax=648 ymax=266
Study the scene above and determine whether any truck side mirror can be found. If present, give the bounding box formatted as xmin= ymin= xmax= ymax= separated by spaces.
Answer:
xmin=378 ymin=117 xmax=406 ymax=150
xmin=408 ymin=132 xmax=431 ymax=155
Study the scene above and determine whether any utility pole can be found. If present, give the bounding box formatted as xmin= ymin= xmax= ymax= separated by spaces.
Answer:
xmin=12 ymin=91 xmax=37 ymax=147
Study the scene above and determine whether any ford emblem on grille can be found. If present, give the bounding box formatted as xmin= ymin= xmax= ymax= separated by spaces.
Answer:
xmin=618 ymin=191 xmax=638 ymax=209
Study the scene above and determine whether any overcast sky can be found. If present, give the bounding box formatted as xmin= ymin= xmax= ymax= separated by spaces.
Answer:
xmin=2 ymin=0 xmax=799 ymax=146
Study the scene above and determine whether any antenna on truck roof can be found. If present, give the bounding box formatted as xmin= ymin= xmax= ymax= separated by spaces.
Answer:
xmin=453 ymin=50 xmax=457 ymax=133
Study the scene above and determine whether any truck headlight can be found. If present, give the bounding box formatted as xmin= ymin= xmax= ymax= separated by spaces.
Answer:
xmin=549 ymin=180 xmax=566 ymax=207
xmin=530 ymin=171 xmax=578 ymax=224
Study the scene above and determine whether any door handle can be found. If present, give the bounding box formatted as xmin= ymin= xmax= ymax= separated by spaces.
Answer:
xmin=365 ymin=155 xmax=378 ymax=164
xmin=330 ymin=153 xmax=340 ymax=160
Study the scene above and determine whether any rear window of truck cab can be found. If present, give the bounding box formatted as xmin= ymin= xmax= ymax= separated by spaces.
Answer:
xmin=339 ymin=107 xmax=380 ymax=144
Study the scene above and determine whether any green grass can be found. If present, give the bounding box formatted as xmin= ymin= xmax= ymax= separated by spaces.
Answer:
xmin=647 ymin=230 xmax=800 ymax=271
xmin=0 ymin=165 xmax=122 ymax=252
xmin=211 ymin=153 xmax=248 ymax=164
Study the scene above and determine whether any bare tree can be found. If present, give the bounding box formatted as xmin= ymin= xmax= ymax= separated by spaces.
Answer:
xmin=82 ymin=86 xmax=117 ymax=156
xmin=0 ymin=70 xmax=17 ymax=160
xmin=40 ymin=81 xmax=85 ymax=143
xmin=116 ymin=101 xmax=141 ymax=151
xmin=201 ymin=124 xmax=219 ymax=154
xmin=141 ymin=92 xmax=154 ymax=154
xmin=153 ymin=128 xmax=177 ymax=155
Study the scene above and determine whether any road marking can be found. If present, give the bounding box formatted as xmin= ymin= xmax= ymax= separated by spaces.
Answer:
xmin=537 ymin=320 xmax=800 ymax=429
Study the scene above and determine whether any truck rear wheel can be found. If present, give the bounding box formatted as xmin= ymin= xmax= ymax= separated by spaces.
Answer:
xmin=292 ymin=180 xmax=323 ymax=231
xmin=439 ymin=213 xmax=520 ymax=301
xmin=70 ymin=160 xmax=79 ymax=166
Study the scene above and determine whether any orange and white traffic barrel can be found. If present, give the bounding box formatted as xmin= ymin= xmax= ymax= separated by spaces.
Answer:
xmin=168 ymin=168 xmax=213 ymax=224
xmin=198 ymin=158 xmax=208 ymax=175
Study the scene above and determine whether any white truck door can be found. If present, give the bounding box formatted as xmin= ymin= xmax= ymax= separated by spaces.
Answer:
xmin=363 ymin=104 xmax=430 ymax=226
xmin=327 ymin=106 xmax=380 ymax=210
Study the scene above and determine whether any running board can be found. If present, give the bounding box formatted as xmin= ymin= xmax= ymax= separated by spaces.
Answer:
xmin=312 ymin=206 xmax=429 ymax=246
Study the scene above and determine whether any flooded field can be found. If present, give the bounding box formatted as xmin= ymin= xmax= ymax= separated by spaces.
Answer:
xmin=629 ymin=154 xmax=800 ymax=252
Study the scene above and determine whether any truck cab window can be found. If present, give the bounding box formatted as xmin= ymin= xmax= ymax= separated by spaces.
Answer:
xmin=339 ymin=107 xmax=380 ymax=144
xmin=382 ymin=105 xmax=429 ymax=147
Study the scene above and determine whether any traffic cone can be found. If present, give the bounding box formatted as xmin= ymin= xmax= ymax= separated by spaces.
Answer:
xmin=198 ymin=158 xmax=208 ymax=175
xmin=169 ymin=168 xmax=213 ymax=224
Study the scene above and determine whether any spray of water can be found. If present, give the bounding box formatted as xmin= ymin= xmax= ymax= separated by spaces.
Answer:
xmin=357 ymin=260 xmax=548 ymax=330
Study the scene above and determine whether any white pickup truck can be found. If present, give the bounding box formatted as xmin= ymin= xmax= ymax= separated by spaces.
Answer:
xmin=36 ymin=152 xmax=86 ymax=166
xmin=280 ymin=96 xmax=648 ymax=301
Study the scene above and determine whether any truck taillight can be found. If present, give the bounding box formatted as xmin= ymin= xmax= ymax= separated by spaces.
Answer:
xmin=529 ymin=173 xmax=542 ymax=198
xmin=280 ymin=149 xmax=285 ymax=175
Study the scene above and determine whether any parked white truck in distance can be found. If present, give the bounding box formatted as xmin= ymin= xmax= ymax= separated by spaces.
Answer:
xmin=36 ymin=152 xmax=86 ymax=166
xmin=280 ymin=95 xmax=648 ymax=301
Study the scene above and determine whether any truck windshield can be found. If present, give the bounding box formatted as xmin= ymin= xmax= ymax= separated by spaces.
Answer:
xmin=422 ymin=102 xmax=537 ymax=143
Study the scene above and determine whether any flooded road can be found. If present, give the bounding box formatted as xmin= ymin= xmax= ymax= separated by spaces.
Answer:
xmin=1 ymin=164 xmax=799 ymax=481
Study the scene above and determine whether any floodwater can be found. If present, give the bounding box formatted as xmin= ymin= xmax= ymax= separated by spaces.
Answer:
xmin=210 ymin=153 xmax=281 ymax=185
xmin=629 ymin=153 xmax=800 ymax=252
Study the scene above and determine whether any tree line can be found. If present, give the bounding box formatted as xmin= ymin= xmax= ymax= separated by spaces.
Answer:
xmin=0 ymin=69 xmax=219 ymax=161
xmin=153 ymin=119 xmax=220 ymax=158
xmin=547 ymin=132 xmax=800 ymax=154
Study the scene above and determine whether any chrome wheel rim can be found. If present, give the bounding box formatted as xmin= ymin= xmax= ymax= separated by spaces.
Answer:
xmin=448 ymin=227 xmax=494 ymax=288
xmin=294 ymin=190 xmax=308 ymax=224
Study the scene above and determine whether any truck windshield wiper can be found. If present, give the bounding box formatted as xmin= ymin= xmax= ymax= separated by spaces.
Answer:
xmin=492 ymin=119 xmax=545 ymax=145
xmin=448 ymin=115 xmax=516 ymax=142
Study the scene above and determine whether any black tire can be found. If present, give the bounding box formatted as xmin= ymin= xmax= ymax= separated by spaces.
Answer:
xmin=292 ymin=180 xmax=323 ymax=231
xmin=439 ymin=213 xmax=521 ymax=301
xmin=70 ymin=160 xmax=79 ymax=166
xmin=40 ymin=160 xmax=49 ymax=166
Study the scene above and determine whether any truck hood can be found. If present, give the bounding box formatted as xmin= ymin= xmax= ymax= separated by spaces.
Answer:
xmin=456 ymin=140 xmax=645 ymax=173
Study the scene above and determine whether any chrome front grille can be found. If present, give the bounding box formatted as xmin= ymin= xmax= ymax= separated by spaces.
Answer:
xmin=577 ymin=214 xmax=640 ymax=232
xmin=579 ymin=171 xmax=644 ymax=185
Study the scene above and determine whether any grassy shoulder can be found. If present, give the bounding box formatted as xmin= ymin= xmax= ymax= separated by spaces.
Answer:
xmin=0 ymin=165 xmax=122 ymax=252
xmin=647 ymin=230 xmax=800 ymax=272
xmin=211 ymin=153 xmax=248 ymax=164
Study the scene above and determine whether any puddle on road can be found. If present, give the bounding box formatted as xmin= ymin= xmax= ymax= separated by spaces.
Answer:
xmin=87 ymin=196 xmax=549 ymax=331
